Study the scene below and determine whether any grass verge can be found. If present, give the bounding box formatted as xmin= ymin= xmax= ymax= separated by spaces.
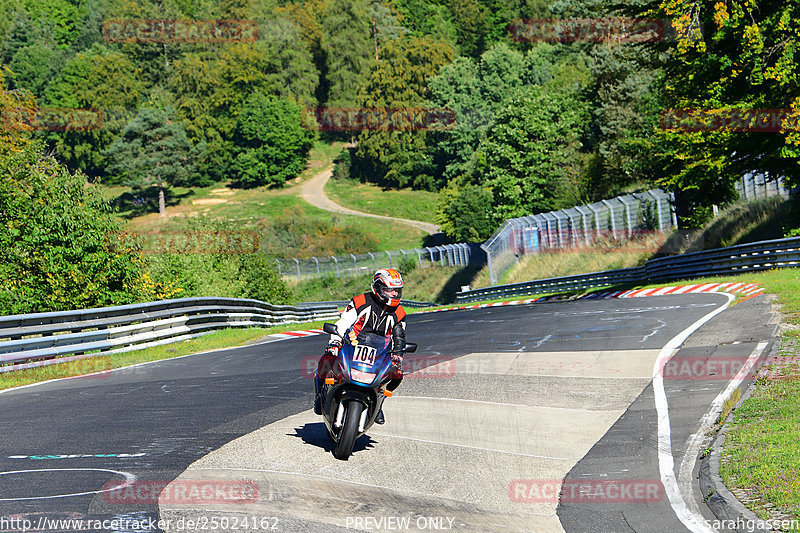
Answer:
xmin=325 ymin=174 xmax=439 ymax=224
xmin=716 ymin=269 xmax=800 ymax=527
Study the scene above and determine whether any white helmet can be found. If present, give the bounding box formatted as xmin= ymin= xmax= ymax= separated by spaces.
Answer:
xmin=371 ymin=268 xmax=403 ymax=307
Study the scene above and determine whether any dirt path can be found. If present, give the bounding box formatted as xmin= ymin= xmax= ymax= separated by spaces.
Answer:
xmin=300 ymin=165 xmax=441 ymax=235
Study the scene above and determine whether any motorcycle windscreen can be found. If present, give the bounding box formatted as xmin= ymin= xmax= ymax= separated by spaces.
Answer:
xmin=342 ymin=331 xmax=392 ymax=386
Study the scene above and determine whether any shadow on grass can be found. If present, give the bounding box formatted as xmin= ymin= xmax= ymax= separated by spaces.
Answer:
xmin=435 ymin=262 xmax=486 ymax=304
xmin=421 ymin=233 xmax=448 ymax=247
xmin=110 ymin=186 xmax=195 ymax=218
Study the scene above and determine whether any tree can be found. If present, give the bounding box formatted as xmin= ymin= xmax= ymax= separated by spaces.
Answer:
xmin=646 ymin=0 xmax=800 ymax=225
xmin=103 ymin=107 xmax=200 ymax=216
xmin=447 ymin=0 xmax=490 ymax=57
xmin=167 ymin=18 xmax=317 ymax=183
xmin=320 ymin=0 xmax=375 ymax=107
xmin=427 ymin=43 xmax=529 ymax=184
xmin=44 ymin=43 xmax=146 ymax=178
xmin=0 ymin=69 xmax=37 ymax=156
xmin=9 ymin=43 xmax=64 ymax=97
xmin=435 ymin=183 xmax=495 ymax=241
xmin=476 ymin=86 xmax=588 ymax=222
xmin=0 ymin=142 xmax=148 ymax=314
xmin=583 ymin=42 xmax=662 ymax=200
xmin=353 ymin=35 xmax=454 ymax=189
xmin=231 ymin=92 xmax=316 ymax=188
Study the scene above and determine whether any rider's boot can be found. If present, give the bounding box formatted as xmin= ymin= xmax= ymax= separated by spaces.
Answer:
xmin=375 ymin=409 xmax=385 ymax=424
xmin=313 ymin=374 xmax=323 ymax=415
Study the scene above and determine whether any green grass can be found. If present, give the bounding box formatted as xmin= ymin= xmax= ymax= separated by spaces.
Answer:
xmin=713 ymin=267 xmax=800 ymax=529
xmin=104 ymin=140 xmax=429 ymax=253
xmin=325 ymin=174 xmax=440 ymax=224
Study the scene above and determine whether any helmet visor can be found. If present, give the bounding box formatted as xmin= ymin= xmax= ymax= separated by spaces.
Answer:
xmin=381 ymin=286 xmax=402 ymax=306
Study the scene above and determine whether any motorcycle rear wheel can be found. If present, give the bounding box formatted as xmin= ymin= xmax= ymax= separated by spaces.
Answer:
xmin=334 ymin=401 xmax=363 ymax=460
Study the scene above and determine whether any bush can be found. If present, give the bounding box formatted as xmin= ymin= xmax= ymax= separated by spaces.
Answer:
xmin=435 ymin=184 xmax=495 ymax=242
xmin=143 ymin=217 xmax=293 ymax=304
xmin=0 ymin=143 xmax=150 ymax=314
xmin=398 ymin=255 xmax=418 ymax=274
xmin=332 ymin=147 xmax=352 ymax=181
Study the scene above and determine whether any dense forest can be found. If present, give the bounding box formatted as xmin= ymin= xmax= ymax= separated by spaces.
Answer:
xmin=1 ymin=0 xmax=799 ymax=312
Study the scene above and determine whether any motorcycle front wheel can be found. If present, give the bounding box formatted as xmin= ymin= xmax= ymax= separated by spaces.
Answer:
xmin=334 ymin=401 xmax=363 ymax=460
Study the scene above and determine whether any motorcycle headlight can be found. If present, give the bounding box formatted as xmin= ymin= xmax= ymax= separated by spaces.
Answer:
xmin=350 ymin=368 xmax=376 ymax=384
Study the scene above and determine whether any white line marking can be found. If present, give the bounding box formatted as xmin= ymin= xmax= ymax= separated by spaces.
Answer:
xmin=652 ymin=292 xmax=734 ymax=533
xmin=0 ymin=468 xmax=135 ymax=501
xmin=677 ymin=341 xmax=769 ymax=524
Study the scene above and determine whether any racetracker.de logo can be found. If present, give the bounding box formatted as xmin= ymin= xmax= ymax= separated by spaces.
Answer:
xmin=132 ymin=230 xmax=260 ymax=255
xmin=659 ymin=356 xmax=755 ymax=381
xmin=660 ymin=108 xmax=800 ymax=133
xmin=509 ymin=479 xmax=663 ymax=503
xmin=309 ymin=107 xmax=456 ymax=132
xmin=102 ymin=480 xmax=259 ymax=505
xmin=1 ymin=107 xmax=103 ymax=131
xmin=508 ymin=18 xmax=667 ymax=43
xmin=301 ymin=355 xmax=456 ymax=380
xmin=102 ymin=19 xmax=258 ymax=43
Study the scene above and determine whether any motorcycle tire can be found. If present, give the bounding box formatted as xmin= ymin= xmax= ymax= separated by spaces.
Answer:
xmin=334 ymin=401 xmax=363 ymax=460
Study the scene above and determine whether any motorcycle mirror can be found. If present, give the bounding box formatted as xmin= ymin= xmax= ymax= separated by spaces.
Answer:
xmin=403 ymin=342 xmax=417 ymax=353
xmin=322 ymin=323 xmax=338 ymax=335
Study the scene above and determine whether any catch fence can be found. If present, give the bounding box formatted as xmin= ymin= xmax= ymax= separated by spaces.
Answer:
xmin=275 ymin=243 xmax=484 ymax=279
xmin=735 ymin=173 xmax=791 ymax=201
xmin=481 ymin=189 xmax=677 ymax=285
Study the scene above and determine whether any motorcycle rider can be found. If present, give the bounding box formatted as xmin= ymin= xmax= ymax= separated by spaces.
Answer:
xmin=313 ymin=268 xmax=407 ymax=424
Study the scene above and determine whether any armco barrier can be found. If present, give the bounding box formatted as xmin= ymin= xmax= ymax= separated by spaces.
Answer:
xmin=456 ymin=236 xmax=800 ymax=303
xmin=0 ymin=297 xmax=340 ymax=373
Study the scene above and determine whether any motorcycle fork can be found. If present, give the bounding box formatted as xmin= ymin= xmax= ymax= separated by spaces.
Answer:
xmin=334 ymin=401 xmax=345 ymax=428
xmin=358 ymin=409 xmax=369 ymax=432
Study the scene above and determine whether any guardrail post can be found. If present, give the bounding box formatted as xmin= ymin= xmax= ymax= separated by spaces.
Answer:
xmin=293 ymin=258 xmax=301 ymax=278
xmin=313 ymin=257 xmax=320 ymax=278
xmin=331 ymin=256 xmax=339 ymax=278
xmin=416 ymin=248 xmax=422 ymax=267
xmin=275 ymin=259 xmax=282 ymax=276
xmin=350 ymin=253 xmax=357 ymax=273
xmin=368 ymin=252 xmax=375 ymax=270
xmin=386 ymin=250 xmax=393 ymax=267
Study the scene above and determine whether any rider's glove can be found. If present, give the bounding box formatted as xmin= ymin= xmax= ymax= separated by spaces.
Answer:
xmin=325 ymin=341 xmax=341 ymax=357
xmin=391 ymin=353 xmax=403 ymax=369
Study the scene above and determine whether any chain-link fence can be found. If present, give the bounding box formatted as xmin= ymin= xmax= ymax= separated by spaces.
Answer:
xmin=275 ymin=243 xmax=484 ymax=279
xmin=480 ymin=189 xmax=677 ymax=286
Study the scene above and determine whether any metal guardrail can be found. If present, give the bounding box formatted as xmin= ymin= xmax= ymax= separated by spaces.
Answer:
xmin=296 ymin=299 xmax=436 ymax=309
xmin=456 ymin=236 xmax=800 ymax=303
xmin=0 ymin=297 xmax=340 ymax=373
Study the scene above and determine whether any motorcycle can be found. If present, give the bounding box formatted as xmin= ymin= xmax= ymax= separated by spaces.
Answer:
xmin=317 ymin=322 xmax=417 ymax=460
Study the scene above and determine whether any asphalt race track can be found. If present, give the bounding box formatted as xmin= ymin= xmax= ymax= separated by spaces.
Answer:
xmin=0 ymin=293 xmax=778 ymax=533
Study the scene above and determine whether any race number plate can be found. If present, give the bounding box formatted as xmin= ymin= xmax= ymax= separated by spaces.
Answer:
xmin=353 ymin=345 xmax=377 ymax=365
